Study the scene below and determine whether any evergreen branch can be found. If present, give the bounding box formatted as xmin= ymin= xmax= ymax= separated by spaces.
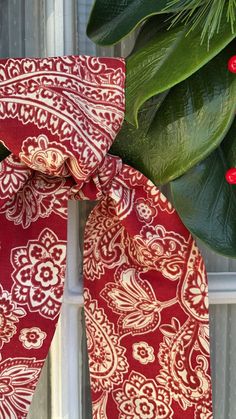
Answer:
xmin=164 ymin=0 xmax=236 ymax=43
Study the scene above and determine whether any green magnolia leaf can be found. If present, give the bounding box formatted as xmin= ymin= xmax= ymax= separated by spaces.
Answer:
xmin=111 ymin=44 xmax=236 ymax=185
xmin=126 ymin=15 xmax=236 ymax=126
xmin=222 ymin=117 xmax=236 ymax=166
xmin=170 ymin=118 xmax=236 ymax=257
xmin=0 ymin=143 xmax=10 ymax=161
xmin=87 ymin=0 xmax=181 ymax=46
xmin=131 ymin=15 xmax=170 ymax=53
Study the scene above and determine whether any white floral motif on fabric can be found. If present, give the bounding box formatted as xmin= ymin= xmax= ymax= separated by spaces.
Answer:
xmin=135 ymin=197 xmax=157 ymax=223
xmin=19 ymin=327 xmax=47 ymax=349
xmin=101 ymin=268 xmax=177 ymax=336
xmin=0 ymin=284 xmax=26 ymax=348
xmin=113 ymin=371 xmax=174 ymax=419
xmin=10 ymin=228 xmax=66 ymax=319
xmin=132 ymin=342 xmax=155 ymax=364
xmin=83 ymin=200 xmax=127 ymax=281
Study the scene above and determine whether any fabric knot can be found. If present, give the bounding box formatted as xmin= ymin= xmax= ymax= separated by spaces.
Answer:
xmin=0 ymin=54 xmax=213 ymax=419
xmin=68 ymin=153 xmax=122 ymax=201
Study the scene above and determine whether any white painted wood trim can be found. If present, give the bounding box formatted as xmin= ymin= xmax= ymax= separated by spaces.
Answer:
xmin=208 ymin=273 xmax=236 ymax=304
xmin=45 ymin=2 xmax=81 ymax=418
xmin=50 ymin=201 xmax=81 ymax=419
xmin=50 ymin=304 xmax=82 ymax=419
xmin=45 ymin=0 xmax=76 ymax=56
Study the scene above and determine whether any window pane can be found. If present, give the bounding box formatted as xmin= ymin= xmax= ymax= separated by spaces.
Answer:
xmin=0 ymin=0 xmax=45 ymax=57
xmin=210 ymin=305 xmax=236 ymax=418
xmin=81 ymin=309 xmax=92 ymax=419
xmin=0 ymin=1 xmax=50 ymax=417
xmin=199 ymin=242 xmax=236 ymax=273
xmin=77 ymin=0 xmax=96 ymax=56
xmin=28 ymin=360 xmax=50 ymax=419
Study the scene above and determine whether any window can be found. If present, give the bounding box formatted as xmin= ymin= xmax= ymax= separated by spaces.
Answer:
xmin=1 ymin=1 xmax=236 ymax=418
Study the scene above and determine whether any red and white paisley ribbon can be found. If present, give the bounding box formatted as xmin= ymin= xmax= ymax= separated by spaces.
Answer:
xmin=0 ymin=56 xmax=212 ymax=418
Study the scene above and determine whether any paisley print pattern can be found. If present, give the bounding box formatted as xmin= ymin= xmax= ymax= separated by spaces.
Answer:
xmin=92 ymin=393 xmax=109 ymax=419
xmin=0 ymin=170 xmax=69 ymax=228
xmin=83 ymin=199 xmax=127 ymax=281
xmin=179 ymin=241 xmax=209 ymax=322
xmin=157 ymin=318 xmax=212 ymax=411
xmin=0 ymin=357 xmax=44 ymax=419
xmin=127 ymin=224 xmax=189 ymax=280
xmin=84 ymin=289 xmax=128 ymax=392
xmin=0 ymin=155 xmax=31 ymax=199
xmin=0 ymin=56 xmax=125 ymax=184
xmin=0 ymin=55 xmax=212 ymax=419
xmin=19 ymin=134 xmax=72 ymax=176
xmin=146 ymin=180 xmax=174 ymax=214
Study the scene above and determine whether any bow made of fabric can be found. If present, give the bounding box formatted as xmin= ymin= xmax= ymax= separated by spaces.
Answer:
xmin=0 ymin=55 xmax=212 ymax=418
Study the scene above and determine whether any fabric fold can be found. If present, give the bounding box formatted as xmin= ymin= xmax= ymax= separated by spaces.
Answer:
xmin=0 ymin=55 xmax=212 ymax=418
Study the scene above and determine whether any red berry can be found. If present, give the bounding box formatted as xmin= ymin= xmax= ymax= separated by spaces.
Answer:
xmin=228 ymin=56 xmax=236 ymax=73
xmin=225 ymin=168 xmax=236 ymax=184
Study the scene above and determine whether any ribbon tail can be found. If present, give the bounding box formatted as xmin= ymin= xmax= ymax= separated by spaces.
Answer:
xmin=0 ymin=158 xmax=69 ymax=418
xmin=83 ymin=164 xmax=213 ymax=418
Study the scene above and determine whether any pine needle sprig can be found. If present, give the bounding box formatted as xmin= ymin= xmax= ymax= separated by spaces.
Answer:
xmin=164 ymin=0 xmax=236 ymax=43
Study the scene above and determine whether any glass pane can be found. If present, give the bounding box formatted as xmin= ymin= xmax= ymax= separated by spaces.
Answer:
xmin=198 ymin=241 xmax=236 ymax=273
xmin=81 ymin=309 xmax=92 ymax=419
xmin=76 ymin=0 xmax=116 ymax=57
xmin=77 ymin=0 xmax=96 ymax=56
xmin=0 ymin=1 xmax=50 ymax=417
xmin=28 ymin=360 xmax=50 ymax=419
xmin=210 ymin=304 xmax=236 ymax=418
xmin=78 ymin=202 xmax=94 ymax=418
xmin=0 ymin=0 xmax=45 ymax=57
